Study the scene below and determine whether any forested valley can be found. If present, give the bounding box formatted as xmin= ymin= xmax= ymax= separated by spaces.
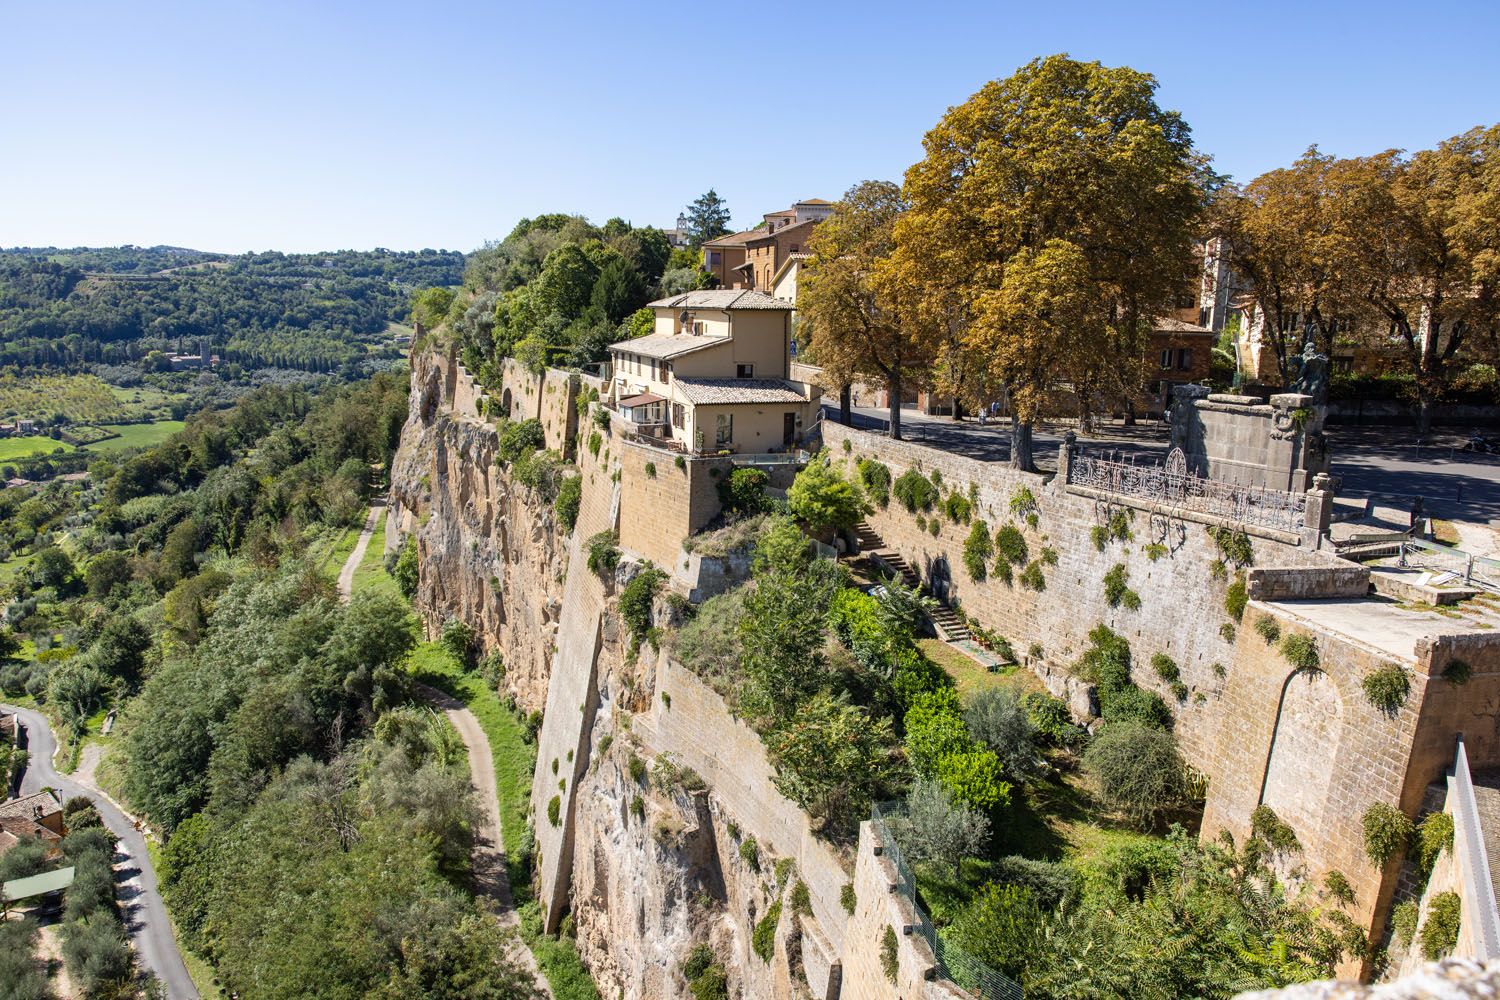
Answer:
xmin=0 ymin=247 xmax=464 ymax=372
xmin=0 ymin=372 xmax=543 ymax=999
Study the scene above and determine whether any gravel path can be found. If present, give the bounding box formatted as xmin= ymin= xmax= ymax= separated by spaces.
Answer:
xmin=337 ymin=506 xmax=552 ymax=996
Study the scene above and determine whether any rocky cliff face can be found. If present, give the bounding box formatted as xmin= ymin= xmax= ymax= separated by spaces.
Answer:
xmin=391 ymin=349 xmax=805 ymax=999
xmin=389 ymin=350 xmax=566 ymax=713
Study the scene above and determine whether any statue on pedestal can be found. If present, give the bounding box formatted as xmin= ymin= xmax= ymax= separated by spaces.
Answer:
xmin=1289 ymin=340 xmax=1329 ymax=403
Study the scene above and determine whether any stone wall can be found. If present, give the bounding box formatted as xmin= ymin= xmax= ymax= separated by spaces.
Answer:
xmin=821 ymin=420 xmax=1336 ymax=765
xmin=615 ymin=429 xmax=729 ymax=572
xmin=1201 ymin=598 xmax=1500 ymax=967
xmin=497 ymin=358 xmax=579 ymax=455
xmin=1170 ymin=387 xmax=1329 ymax=492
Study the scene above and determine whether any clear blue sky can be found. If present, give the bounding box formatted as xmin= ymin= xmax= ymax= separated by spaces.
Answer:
xmin=6 ymin=0 xmax=1498 ymax=254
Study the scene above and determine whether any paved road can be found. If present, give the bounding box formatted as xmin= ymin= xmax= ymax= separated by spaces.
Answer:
xmin=4 ymin=702 xmax=198 ymax=999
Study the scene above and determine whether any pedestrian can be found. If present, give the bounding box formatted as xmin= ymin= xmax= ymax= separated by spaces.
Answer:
xmin=1409 ymin=495 xmax=1424 ymax=531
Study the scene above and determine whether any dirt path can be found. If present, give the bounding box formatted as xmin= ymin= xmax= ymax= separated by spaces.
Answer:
xmin=337 ymin=502 xmax=385 ymax=601
xmin=339 ymin=507 xmax=552 ymax=996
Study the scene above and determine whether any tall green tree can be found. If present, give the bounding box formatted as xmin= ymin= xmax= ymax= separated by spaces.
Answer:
xmin=685 ymin=189 xmax=732 ymax=248
xmin=800 ymin=180 xmax=931 ymax=437
xmin=888 ymin=54 xmax=1208 ymax=468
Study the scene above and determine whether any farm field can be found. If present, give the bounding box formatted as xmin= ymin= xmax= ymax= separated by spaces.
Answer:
xmin=0 ymin=373 xmax=188 ymax=425
xmin=85 ymin=420 xmax=186 ymax=452
xmin=0 ymin=435 xmax=74 ymax=463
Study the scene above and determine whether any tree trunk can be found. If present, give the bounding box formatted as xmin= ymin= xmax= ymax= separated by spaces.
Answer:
xmin=1416 ymin=393 xmax=1435 ymax=436
xmin=1010 ymin=416 xmax=1034 ymax=471
xmin=952 ymin=398 xmax=965 ymax=422
xmin=1123 ymin=398 xmax=1137 ymax=427
xmin=889 ymin=374 xmax=903 ymax=441
xmin=839 ymin=384 xmax=852 ymax=426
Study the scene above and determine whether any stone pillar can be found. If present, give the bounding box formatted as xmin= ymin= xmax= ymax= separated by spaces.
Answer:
xmin=1302 ymin=472 xmax=1335 ymax=546
xmin=1058 ymin=431 xmax=1077 ymax=483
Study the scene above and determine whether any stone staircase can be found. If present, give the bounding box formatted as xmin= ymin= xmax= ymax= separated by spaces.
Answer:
xmin=853 ymin=520 xmax=970 ymax=642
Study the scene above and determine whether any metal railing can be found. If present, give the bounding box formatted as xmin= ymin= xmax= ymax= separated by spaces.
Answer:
xmin=871 ymin=802 xmax=1024 ymax=1000
xmin=1449 ymin=737 xmax=1500 ymax=961
xmin=1068 ymin=446 xmax=1308 ymax=533
xmin=1401 ymin=537 xmax=1500 ymax=594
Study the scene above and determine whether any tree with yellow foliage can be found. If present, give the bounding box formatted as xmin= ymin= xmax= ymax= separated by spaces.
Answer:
xmin=886 ymin=54 xmax=1208 ymax=468
xmin=799 ymin=180 xmax=933 ymax=439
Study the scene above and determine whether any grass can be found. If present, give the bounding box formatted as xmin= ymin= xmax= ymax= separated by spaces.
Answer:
xmin=919 ymin=638 xmax=1043 ymax=701
xmin=351 ymin=515 xmax=399 ymax=600
xmin=0 ymin=552 xmax=37 ymax=585
xmin=406 ymin=644 xmax=600 ymax=1000
xmin=1431 ymin=519 xmax=1462 ymax=547
xmin=83 ymin=420 xmax=186 ymax=452
xmin=309 ymin=523 xmax=361 ymax=575
xmin=407 ymin=643 xmax=536 ymax=895
xmin=0 ymin=436 xmax=74 ymax=463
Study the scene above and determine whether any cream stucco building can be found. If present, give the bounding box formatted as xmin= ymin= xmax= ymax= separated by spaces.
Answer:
xmin=606 ymin=290 xmax=821 ymax=455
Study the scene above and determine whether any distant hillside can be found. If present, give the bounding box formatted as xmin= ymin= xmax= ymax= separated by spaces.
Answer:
xmin=0 ymin=246 xmax=466 ymax=372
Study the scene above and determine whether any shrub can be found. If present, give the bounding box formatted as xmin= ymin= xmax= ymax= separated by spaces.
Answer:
xmin=1090 ymin=525 xmax=1109 ymax=552
xmin=1250 ymin=804 xmax=1301 ymax=856
xmin=1225 ymin=574 xmax=1248 ymax=621
xmin=773 ymin=857 xmax=796 ymax=887
xmin=989 ymin=855 xmax=1079 ymax=909
xmin=1361 ymin=802 xmax=1413 ymax=867
xmin=628 ymin=753 xmax=646 ymax=783
xmin=951 ymin=883 xmax=1043 ymax=980
xmin=1390 ymin=900 xmax=1419 ymax=946
xmin=441 ymin=617 xmax=477 ymax=670
xmin=893 ymin=469 xmax=936 ymax=512
xmin=547 ymin=795 xmax=561 ymax=827
xmin=1008 ymin=486 xmax=1038 ymax=520
xmin=1417 ymin=811 xmax=1455 ymax=875
xmin=1023 ymin=691 xmax=1085 ymax=749
xmin=675 ymin=454 xmax=686 ymax=471
xmin=1279 ymin=633 xmax=1319 ymax=670
xmin=790 ymin=880 xmax=812 ymax=916
xmin=1142 ymin=542 xmax=1168 ymax=561
xmin=1362 ymin=662 xmax=1410 ymax=716
xmin=900 ymin=776 xmax=992 ymax=874
xmin=1106 ymin=510 xmax=1133 ymax=543
xmin=1208 ymin=525 xmax=1254 ymax=567
xmin=1219 ymin=622 xmax=1236 ymax=642
xmin=943 ymin=492 xmax=972 ymax=524
xmin=1150 ymin=653 xmax=1179 ymax=683
xmin=718 ymin=467 xmax=771 ymax=516
xmin=840 ymin=882 xmax=857 ymax=914
xmin=498 ymin=418 xmax=545 ymax=464
xmin=738 ymin=837 xmax=760 ymax=872
xmin=1253 ymin=616 xmax=1281 ymax=644
xmin=682 ymin=943 xmax=715 ymax=981
xmin=586 ymin=530 xmax=620 ymax=577
xmin=963 ymin=521 xmax=992 ymax=581
xmin=994 ymin=523 xmax=1028 ymax=566
xmin=1324 ymin=869 xmax=1355 ymax=907
xmin=880 ymin=925 xmax=899 ymax=982
xmin=1084 ymin=723 xmax=1188 ymax=827
xmin=1443 ymin=658 xmax=1472 ymax=685
xmin=587 ymin=430 xmax=602 ymax=457
xmin=788 ymin=458 xmax=868 ymax=532
xmin=554 ymin=475 xmax=583 ymax=531
xmin=1076 ymin=624 xmax=1133 ymax=693
xmin=1101 ymin=686 xmax=1173 ymax=730
xmin=1018 ymin=561 xmax=1046 ymax=591
xmin=935 ymin=748 xmax=1010 ymax=812
xmin=620 ymin=566 xmax=667 ymax=654
xmin=631 ymin=794 xmax=644 ymax=820
xmin=752 ymin=900 xmax=782 ymax=962
xmin=644 ymin=461 xmax=657 ymax=478
xmin=857 ymin=458 xmax=892 ymax=508
xmin=60 ymin=912 xmax=133 ymax=997
xmin=1421 ymin=891 xmax=1462 ymax=959
xmin=965 ymin=688 xmax=1041 ymax=782
xmin=927 ymin=518 xmax=940 ymax=537
xmin=1102 ymin=564 xmax=1138 ymax=609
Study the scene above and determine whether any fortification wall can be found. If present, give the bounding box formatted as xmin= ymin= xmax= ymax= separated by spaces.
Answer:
xmin=496 ymin=358 xmax=579 ymax=454
xmin=821 ymin=420 xmax=1336 ymax=764
xmin=615 ymin=429 xmax=728 ymax=573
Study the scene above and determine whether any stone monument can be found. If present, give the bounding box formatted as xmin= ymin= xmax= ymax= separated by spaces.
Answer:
xmin=1169 ymin=343 xmax=1331 ymax=494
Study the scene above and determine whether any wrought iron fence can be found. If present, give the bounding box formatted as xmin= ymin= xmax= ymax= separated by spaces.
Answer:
xmin=1068 ymin=446 xmax=1308 ymax=533
xmin=871 ymin=802 xmax=1024 ymax=1000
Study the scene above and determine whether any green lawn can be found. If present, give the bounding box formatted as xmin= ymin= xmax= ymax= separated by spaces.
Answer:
xmin=0 ymin=436 xmax=74 ymax=463
xmin=84 ymin=420 xmax=186 ymax=452
xmin=920 ymin=638 xmax=1043 ymax=701
xmin=0 ymin=553 xmax=37 ymax=585
xmin=309 ymin=523 xmax=360 ymax=575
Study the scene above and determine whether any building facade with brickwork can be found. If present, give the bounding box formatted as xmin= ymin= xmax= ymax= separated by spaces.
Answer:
xmin=701 ymin=198 xmax=831 ymax=289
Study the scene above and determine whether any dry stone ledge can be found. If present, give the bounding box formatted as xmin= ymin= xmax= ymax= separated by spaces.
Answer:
xmin=1234 ymin=959 xmax=1500 ymax=999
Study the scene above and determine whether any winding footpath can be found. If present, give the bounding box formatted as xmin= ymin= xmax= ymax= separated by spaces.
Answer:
xmin=2 ymin=701 xmax=199 ymax=999
xmin=338 ymin=506 xmax=552 ymax=997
